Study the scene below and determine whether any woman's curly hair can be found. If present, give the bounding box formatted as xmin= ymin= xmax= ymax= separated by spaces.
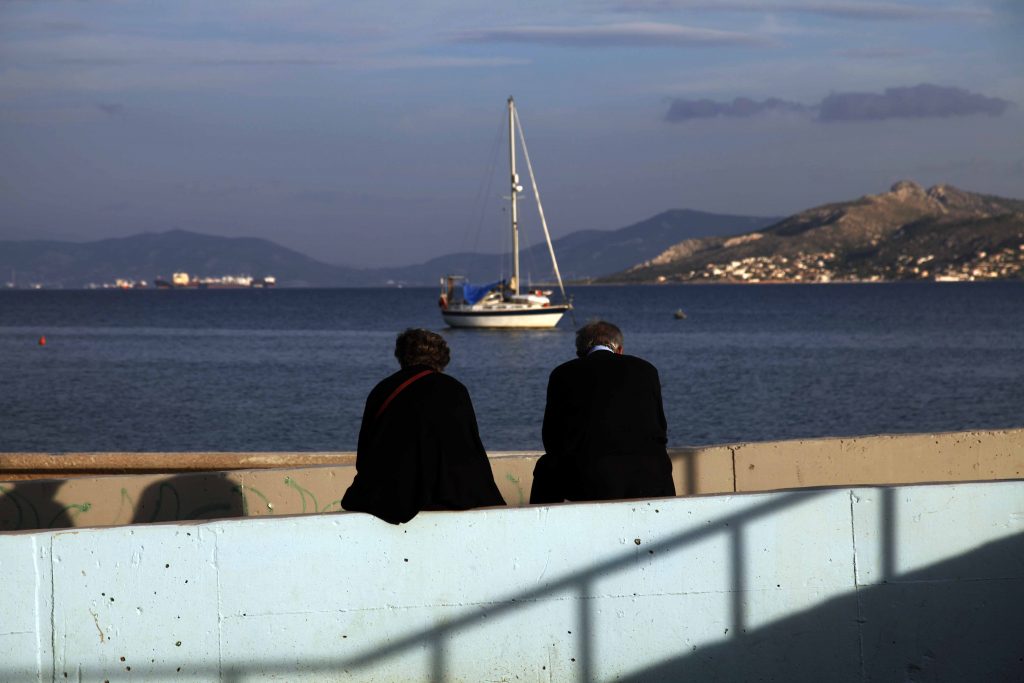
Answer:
xmin=394 ymin=328 xmax=451 ymax=371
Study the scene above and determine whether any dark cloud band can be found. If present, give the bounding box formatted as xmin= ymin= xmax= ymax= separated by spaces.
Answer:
xmin=818 ymin=84 xmax=1011 ymax=121
xmin=665 ymin=96 xmax=809 ymax=120
xmin=665 ymin=84 xmax=1012 ymax=122
xmin=96 ymin=103 xmax=125 ymax=117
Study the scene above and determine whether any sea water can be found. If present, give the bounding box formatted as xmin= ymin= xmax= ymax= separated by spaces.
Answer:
xmin=1 ymin=283 xmax=1022 ymax=452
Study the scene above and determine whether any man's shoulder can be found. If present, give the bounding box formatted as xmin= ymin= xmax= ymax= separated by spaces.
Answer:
xmin=552 ymin=357 xmax=583 ymax=371
xmin=550 ymin=357 xmax=585 ymax=379
xmin=584 ymin=352 xmax=658 ymax=371
xmin=624 ymin=356 xmax=662 ymax=386
xmin=620 ymin=354 xmax=659 ymax=373
xmin=550 ymin=353 xmax=659 ymax=380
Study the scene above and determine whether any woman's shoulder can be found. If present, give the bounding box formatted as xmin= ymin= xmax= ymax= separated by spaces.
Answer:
xmin=428 ymin=370 xmax=469 ymax=395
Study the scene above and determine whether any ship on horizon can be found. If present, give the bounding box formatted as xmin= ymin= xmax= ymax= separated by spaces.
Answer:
xmin=154 ymin=272 xmax=276 ymax=289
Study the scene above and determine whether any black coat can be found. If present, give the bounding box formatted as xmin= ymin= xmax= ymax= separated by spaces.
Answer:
xmin=341 ymin=365 xmax=505 ymax=524
xmin=531 ymin=350 xmax=675 ymax=503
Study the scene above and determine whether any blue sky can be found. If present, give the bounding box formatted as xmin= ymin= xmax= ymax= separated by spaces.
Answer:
xmin=1 ymin=0 xmax=1021 ymax=266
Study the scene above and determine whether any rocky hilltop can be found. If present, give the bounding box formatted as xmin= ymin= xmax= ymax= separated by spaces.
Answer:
xmin=608 ymin=181 xmax=1024 ymax=283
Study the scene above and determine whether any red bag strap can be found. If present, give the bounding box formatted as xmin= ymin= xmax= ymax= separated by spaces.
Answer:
xmin=374 ymin=369 xmax=434 ymax=419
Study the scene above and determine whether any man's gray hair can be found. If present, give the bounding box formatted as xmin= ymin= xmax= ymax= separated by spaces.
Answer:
xmin=575 ymin=320 xmax=623 ymax=358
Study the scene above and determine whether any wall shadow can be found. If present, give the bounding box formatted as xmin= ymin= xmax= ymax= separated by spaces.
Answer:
xmin=221 ymin=490 xmax=1020 ymax=681
xmin=131 ymin=473 xmax=244 ymax=524
xmin=617 ymin=530 xmax=1024 ymax=682
xmin=0 ymin=480 xmax=74 ymax=531
xmin=676 ymin=448 xmax=699 ymax=495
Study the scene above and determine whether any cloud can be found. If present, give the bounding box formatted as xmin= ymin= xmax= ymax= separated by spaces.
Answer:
xmin=818 ymin=84 xmax=1012 ymax=121
xmin=665 ymin=96 xmax=810 ymax=120
xmin=186 ymin=58 xmax=344 ymax=67
xmin=96 ymin=103 xmax=124 ymax=116
xmin=835 ymin=47 xmax=932 ymax=59
xmin=454 ymin=22 xmax=765 ymax=48
xmin=360 ymin=56 xmax=530 ymax=70
xmin=617 ymin=1 xmax=990 ymax=21
xmin=0 ymin=27 xmax=525 ymax=96
xmin=186 ymin=55 xmax=530 ymax=70
xmin=37 ymin=20 xmax=92 ymax=34
xmin=664 ymin=84 xmax=1013 ymax=122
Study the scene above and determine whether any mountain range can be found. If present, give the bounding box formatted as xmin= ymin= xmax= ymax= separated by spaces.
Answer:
xmin=0 ymin=210 xmax=777 ymax=288
xmin=3 ymin=181 xmax=1021 ymax=288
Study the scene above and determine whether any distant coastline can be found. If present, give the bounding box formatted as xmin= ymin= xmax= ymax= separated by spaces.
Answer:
xmin=3 ymin=181 xmax=1021 ymax=289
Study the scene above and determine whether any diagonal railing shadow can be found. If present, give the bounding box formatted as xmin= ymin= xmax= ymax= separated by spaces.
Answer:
xmin=614 ymin=528 xmax=1024 ymax=682
xmin=6 ymin=484 xmax=935 ymax=682
xmin=217 ymin=489 xmax=834 ymax=680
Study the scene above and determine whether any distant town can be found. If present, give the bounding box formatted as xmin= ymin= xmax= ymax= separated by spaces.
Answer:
xmin=3 ymin=272 xmax=277 ymax=290
xmin=5 ymin=249 xmax=1024 ymax=289
xmin=651 ymin=245 xmax=1024 ymax=284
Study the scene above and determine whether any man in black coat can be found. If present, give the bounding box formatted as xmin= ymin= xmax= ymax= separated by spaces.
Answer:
xmin=530 ymin=321 xmax=675 ymax=504
xmin=342 ymin=329 xmax=505 ymax=524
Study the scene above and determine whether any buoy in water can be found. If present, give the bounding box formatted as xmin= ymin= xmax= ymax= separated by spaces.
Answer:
xmin=673 ymin=309 xmax=687 ymax=320
xmin=38 ymin=335 xmax=47 ymax=346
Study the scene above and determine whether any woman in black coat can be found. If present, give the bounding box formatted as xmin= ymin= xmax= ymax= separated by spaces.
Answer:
xmin=341 ymin=328 xmax=505 ymax=524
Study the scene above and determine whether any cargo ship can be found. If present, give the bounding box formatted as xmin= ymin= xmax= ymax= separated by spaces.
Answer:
xmin=154 ymin=272 xmax=276 ymax=289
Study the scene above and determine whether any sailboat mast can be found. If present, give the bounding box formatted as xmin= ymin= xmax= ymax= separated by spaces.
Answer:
xmin=508 ymin=96 xmax=520 ymax=295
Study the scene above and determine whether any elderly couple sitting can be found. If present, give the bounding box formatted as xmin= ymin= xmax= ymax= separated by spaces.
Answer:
xmin=341 ymin=322 xmax=674 ymax=524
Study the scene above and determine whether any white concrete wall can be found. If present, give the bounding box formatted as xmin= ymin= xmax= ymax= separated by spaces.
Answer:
xmin=1 ymin=480 xmax=1022 ymax=682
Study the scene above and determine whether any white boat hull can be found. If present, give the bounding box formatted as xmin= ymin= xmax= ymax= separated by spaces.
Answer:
xmin=441 ymin=304 xmax=569 ymax=329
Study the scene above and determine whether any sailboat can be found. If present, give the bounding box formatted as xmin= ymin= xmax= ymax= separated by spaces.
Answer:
xmin=439 ymin=97 xmax=573 ymax=329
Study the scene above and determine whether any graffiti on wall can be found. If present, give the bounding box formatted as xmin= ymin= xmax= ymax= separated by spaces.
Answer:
xmin=0 ymin=470 xmax=352 ymax=532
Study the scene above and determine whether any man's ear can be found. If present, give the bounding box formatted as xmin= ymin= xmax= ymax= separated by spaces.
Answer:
xmin=616 ymin=345 xmax=624 ymax=355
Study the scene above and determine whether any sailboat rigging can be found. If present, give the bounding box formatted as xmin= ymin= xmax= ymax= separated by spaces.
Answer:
xmin=438 ymin=97 xmax=573 ymax=329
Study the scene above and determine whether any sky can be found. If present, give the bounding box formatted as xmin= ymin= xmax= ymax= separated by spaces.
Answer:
xmin=1 ymin=1 xmax=1022 ymax=267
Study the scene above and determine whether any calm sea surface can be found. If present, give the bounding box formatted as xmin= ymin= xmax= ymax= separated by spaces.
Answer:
xmin=1 ymin=283 xmax=1022 ymax=452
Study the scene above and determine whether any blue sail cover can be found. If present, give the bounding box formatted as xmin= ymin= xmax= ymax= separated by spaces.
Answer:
xmin=462 ymin=280 xmax=503 ymax=305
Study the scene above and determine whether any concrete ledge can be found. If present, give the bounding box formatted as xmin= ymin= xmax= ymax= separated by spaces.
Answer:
xmin=732 ymin=430 xmax=1024 ymax=491
xmin=0 ymin=451 xmax=357 ymax=479
xmin=2 ymin=429 xmax=1022 ymax=531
